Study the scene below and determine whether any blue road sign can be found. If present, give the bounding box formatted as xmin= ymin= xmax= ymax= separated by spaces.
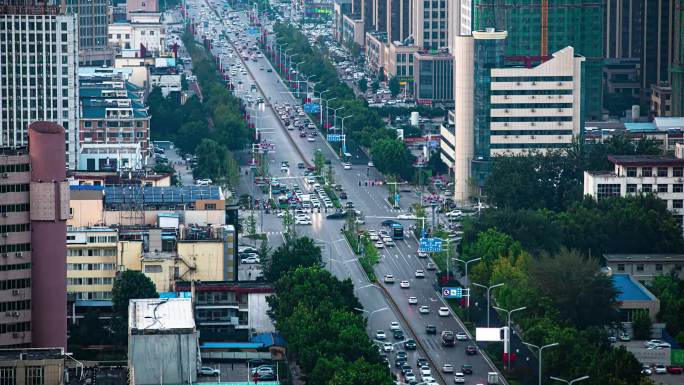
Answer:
xmin=442 ymin=287 xmax=463 ymax=299
xmin=327 ymin=134 xmax=343 ymax=142
xmin=246 ymin=26 xmax=259 ymax=35
xmin=303 ymin=102 xmax=321 ymax=113
xmin=419 ymin=237 xmax=442 ymax=253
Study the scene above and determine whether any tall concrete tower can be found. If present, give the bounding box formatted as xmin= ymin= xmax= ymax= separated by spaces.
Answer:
xmin=29 ymin=121 xmax=69 ymax=349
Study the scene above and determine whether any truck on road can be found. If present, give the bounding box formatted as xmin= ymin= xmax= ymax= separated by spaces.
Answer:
xmin=487 ymin=372 xmax=499 ymax=385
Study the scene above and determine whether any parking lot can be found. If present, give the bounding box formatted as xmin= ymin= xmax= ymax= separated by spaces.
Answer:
xmin=197 ymin=362 xmax=283 ymax=383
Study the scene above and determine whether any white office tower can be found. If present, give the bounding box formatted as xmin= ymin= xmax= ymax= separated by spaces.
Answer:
xmin=0 ymin=4 xmax=79 ymax=169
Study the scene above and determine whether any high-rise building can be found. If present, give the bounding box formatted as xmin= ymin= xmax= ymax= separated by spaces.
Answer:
xmin=126 ymin=0 xmax=157 ymax=16
xmin=0 ymin=121 xmax=69 ymax=349
xmin=60 ymin=0 xmax=113 ymax=66
xmin=671 ymin=1 xmax=684 ymax=116
xmin=386 ymin=0 xmax=411 ymax=42
xmin=473 ymin=0 xmax=604 ymax=121
xmin=605 ymin=0 xmax=675 ymax=107
xmin=444 ymin=30 xmax=584 ymax=202
xmin=411 ymin=0 xmax=449 ymax=49
xmin=0 ymin=2 xmax=79 ymax=169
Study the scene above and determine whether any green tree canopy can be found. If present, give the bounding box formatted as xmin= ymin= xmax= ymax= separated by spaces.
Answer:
xmin=388 ymin=77 xmax=401 ymax=97
xmin=111 ymin=270 xmax=158 ymax=316
xmin=370 ymin=138 xmax=415 ymax=181
xmin=193 ymin=139 xmax=239 ymax=186
xmin=264 ymin=236 xmax=323 ymax=281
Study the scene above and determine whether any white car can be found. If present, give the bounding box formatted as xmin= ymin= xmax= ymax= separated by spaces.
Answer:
xmin=645 ymin=340 xmax=671 ymax=349
xmin=453 ymin=372 xmax=465 ymax=383
xmin=241 ymin=256 xmax=260 ymax=264
xmin=375 ymin=241 xmax=385 ymax=249
xmin=295 ymin=218 xmax=312 ymax=225
xmin=420 ymin=366 xmax=431 ymax=377
xmin=384 ymin=274 xmax=395 ymax=283
xmin=295 ymin=214 xmax=310 ymax=221
xmin=408 ymin=296 xmax=418 ymax=305
xmin=368 ymin=161 xmax=374 ymax=167
xmin=655 ymin=364 xmax=667 ymax=374
xmin=419 ymin=306 xmax=429 ymax=314
xmin=383 ymin=342 xmax=393 ymax=352
xmin=397 ymin=213 xmax=417 ymax=220
xmin=445 ymin=210 xmax=463 ymax=218
xmin=198 ymin=366 xmax=220 ymax=376
xmin=400 ymin=280 xmax=410 ymax=288
xmin=390 ymin=321 xmax=400 ymax=331
xmin=415 ymin=269 xmax=425 ymax=278
xmin=442 ymin=364 xmax=454 ymax=373
xmin=369 ymin=232 xmax=380 ymax=241
xmin=376 ymin=330 xmax=386 ymax=340
xmin=417 ymin=251 xmax=428 ymax=258
xmin=455 ymin=332 xmax=468 ymax=341
xmin=438 ymin=307 xmax=450 ymax=317
xmin=343 ymin=162 xmax=352 ymax=170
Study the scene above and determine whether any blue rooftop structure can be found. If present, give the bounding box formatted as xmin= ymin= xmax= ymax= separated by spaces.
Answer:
xmin=612 ymin=274 xmax=655 ymax=302
xmin=159 ymin=291 xmax=192 ymax=299
xmin=201 ymin=342 xmax=264 ymax=349
xmin=624 ymin=122 xmax=656 ymax=132
xmin=104 ymin=185 xmax=221 ymax=206
xmin=70 ymin=185 xmax=105 ymax=191
xmin=250 ymin=333 xmax=287 ymax=347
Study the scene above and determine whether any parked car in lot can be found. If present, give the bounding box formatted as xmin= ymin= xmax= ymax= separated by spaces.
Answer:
xmin=667 ymin=365 xmax=683 ymax=374
xmin=241 ymin=256 xmax=260 ymax=264
xmin=655 ymin=364 xmax=667 ymax=374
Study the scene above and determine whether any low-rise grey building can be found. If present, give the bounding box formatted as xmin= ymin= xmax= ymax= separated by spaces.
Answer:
xmin=605 ymin=254 xmax=684 ymax=283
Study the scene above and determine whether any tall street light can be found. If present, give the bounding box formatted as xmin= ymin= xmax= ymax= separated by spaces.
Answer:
xmin=340 ymin=114 xmax=353 ymax=155
xmin=493 ymin=305 xmax=527 ymax=371
xmin=550 ymin=375 xmax=589 ymax=385
xmin=472 ymin=282 xmax=504 ymax=327
xmin=452 ymin=257 xmax=481 ymax=288
xmin=523 ymin=341 xmax=559 ymax=385
xmin=322 ymin=96 xmax=338 ymax=127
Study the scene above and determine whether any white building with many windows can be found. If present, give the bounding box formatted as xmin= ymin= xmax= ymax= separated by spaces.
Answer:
xmin=584 ymin=154 xmax=684 ymax=227
xmin=0 ymin=6 xmax=80 ymax=169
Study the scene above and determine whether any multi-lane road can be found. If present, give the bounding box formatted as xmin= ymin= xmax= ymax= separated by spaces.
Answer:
xmin=185 ymin=1 xmax=505 ymax=383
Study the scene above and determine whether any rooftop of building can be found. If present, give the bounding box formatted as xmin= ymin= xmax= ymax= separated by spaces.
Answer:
xmin=607 ymin=154 xmax=684 ymax=167
xmin=69 ymin=170 xmax=171 ymax=184
xmin=82 ymin=106 xmax=148 ymax=119
xmin=415 ymin=49 xmax=452 ymax=58
xmin=605 ymin=254 xmax=684 ymax=263
xmin=129 ymin=298 xmax=195 ymax=333
xmin=612 ymin=273 xmax=657 ymax=302
xmin=174 ymin=280 xmax=273 ymax=293
xmin=67 ymin=226 xmax=117 ymax=233
xmin=0 ymin=348 xmax=64 ymax=361
xmin=104 ymin=185 xmax=223 ymax=207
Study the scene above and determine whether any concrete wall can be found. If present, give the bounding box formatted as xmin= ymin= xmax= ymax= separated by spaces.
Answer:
xmin=178 ymin=241 xmax=225 ymax=281
xmin=248 ymin=293 xmax=275 ymax=333
xmin=69 ymin=198 xmax=104 ymax=227
xmin=119 ymin=240 xmax=144 ymax=270
xmin=128 ymin=332 xmax=198 ymax=385
xmin=104 ymin=209 xmax=225 ymax=227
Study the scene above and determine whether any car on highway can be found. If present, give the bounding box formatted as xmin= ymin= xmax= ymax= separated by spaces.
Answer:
xmin=368 ymin=161 xmax=374 ymax=167
xmin=393 ymin=329 xmax=405 ymax=340
xmin=390 ymin=321 xmax=400 ymax=331
xmin=375 ymin=240 xmax=385 ymax=248
xmin=404 ymin=339 xmax=417 ymax=350
xmin=375 ymin=330 xmax=386 ymax=340
xmin=395 ymin=357 xmax=407 ymax=368
xmin=419 ymin=366 xmax=431 ymax=378
xmin=384 ymin=274 xmax=395 ymax=283
xmin=439 ymin=307 xmax=450 ymax=316
xmin=426 ymin=262 xmax=436 ymax=270
xmin=241 ymin=256 xmax=260 ymax=264
xmin=408 ymin=296 xmax=418 ymax=304
xmin=455 ymin=332 xmax=468 ymax=341
xmin=198 ymin=367 xmax=220 ymax=376
xmin=295 ymin=218 xmax=312 ymax=225
xmin=326 ymin=210 xmax=346 ymax=219
xmin=461 ymin=364 xmax=473 ymax=375
xmin=416 ymin=358 xmax=429 ymax=367
xmin=425 ymin=325 xmax=437 ymax=334
xmin=419 ymin=306 xmax=429 ymax=314
xmin=383 ymin=342 xmax=393 ymax=352
xmin=417 ymin=251 xmax=428 ymax=258
xmin=383 ymin=237 xmax=395 ymax=246
xmin=397 ymin=213 xmax=417 ymax=220
xmin=396 ymin=351 xmax=407 ymax=360
xmin=404 ymin=372 xmax=416 ymax=382
xmin=415 ymin=269 xmax=425 ymax=278
xmin=453 ymin=372 xmax=465 ymax=383
xmin=442 ymin=364 xmax=454 ymax=373
xmin=465 ymin=345 xmax=477 ymax=355
xmin=307 ymin=135 xmax=315 ymax=142
xmin=400 ymin=280 xmax=410 ymax=288
xmin=339 ymin=191 xmax=348 ymax=199
xmin=343 ymin=162 xmax=352 ymax=169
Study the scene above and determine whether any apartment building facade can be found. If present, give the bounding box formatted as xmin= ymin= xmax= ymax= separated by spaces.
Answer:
xmin=67 ymin=228 xmax=118 ymax=301
xmin=0 ymin=5 xmax=79 ymax=169
xmin=60 ymin=0 xmax=113 ymax=65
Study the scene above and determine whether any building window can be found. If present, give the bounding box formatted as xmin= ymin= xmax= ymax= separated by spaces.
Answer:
xmin=642 ymin=167 xmax=652 ymax=177
xmin=25 ymin=367 xmax=43 ymax=385
xmin=673 ymin=199 xmax=683 ymax=209
xmin=626 ymin=167 xmax=637 ymax=177
xmin=617 ymin=264 xmax=625 ymax=271
xmin=642 ymin=184 xmax=652 ymax=193
xmin=596 ymin=184 xmax=621 ymax=199
xmin=674 ymin=167 xmax=683 ymax=177
xmin=658 ymin=184 xmax=668 ymax=193
xmin=636 ymin=264 xmax=644 ymax=272
xmin=674 ymin=184 xmax=684 ymax=193
xmin=0 ymin=367 xmax=16 ymax=385
xmin=626 ymin=184 xmax=637 ymax=193
xmin=655 ymin=264 xmax=663 ymax=272
xmin=144 ymin=265 xmax=162 ymax=273
xmin=657 ymin=167 xmax=668 ymax=177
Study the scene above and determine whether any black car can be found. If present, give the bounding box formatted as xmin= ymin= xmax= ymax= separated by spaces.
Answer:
xmin=465 ymin=345 xmax=477 ymax=355
xmin=297 ymin=162 xmax=305 ymax=169
xmin=326 ymin=211 xmax=346 ymax=219
xmin=404 ymin=339 xmax=417 ymax=350
xmin=393 ymin=330 xmax=405 ymax=340
xmin=345 ymin=201 xmax=354 ymax=209
xmin=461 ymin=364 xmax=473 ymax=375
xmin=394 ymin=357 xmax=407 ymax=368
xmin=395 ymin=351 xmax=407 ymax=360
xmin=416 ymin=358 xmax=428 ymax=367
xmin=339 ymin=191 xmax=348 ymax=199
xmin=425 ymin=325 xmax=437 ymax=334
xmin=267 ymin=68 xmax=273 ymax=72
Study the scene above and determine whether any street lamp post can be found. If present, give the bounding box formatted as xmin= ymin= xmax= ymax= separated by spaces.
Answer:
xmin=472 ymin=282 xmax=504 ymax=327
xmin=330 ymin=106 xmax=345 ymax=132
xmin=550 ymin=375 xmax=589 ymax=385
xmin=523 ymin=341 xmax=559 ymax=385
xmin=493 ymin=305 xmax=527 ymax=370
xmin=340 ymin=114 xmax=353 ymax=155
xmin=322 ymin=96 xmax=337 ymax=127
xmin=313 ymin=90 xmax=331 ymax=124
xmin=452 ymin=257 xmax=481 ymax=288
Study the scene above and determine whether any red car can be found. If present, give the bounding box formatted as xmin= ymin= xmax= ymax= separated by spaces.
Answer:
xmin=667 ymin=366 xmax=683 ymax=374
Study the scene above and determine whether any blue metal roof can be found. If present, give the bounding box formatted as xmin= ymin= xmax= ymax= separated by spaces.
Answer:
xmin=104 ymin=185 xmax=221 ymax=206
xmin=250 ymin=333 xmax=287 ymax=347
xmin=201 ymin=342 xmax=264 ymax=349
xmin=613 ymin=274 xmax=654 ymax=302
xmin=624 ymin=123 xmax=656 ymax=132
xmin=70 ymin=185 xmax=105 ymax=191
xmin=159 ymin=291 xmax=192 ymax=299
xmin=75 ymin=300 xmax=113 ymax=307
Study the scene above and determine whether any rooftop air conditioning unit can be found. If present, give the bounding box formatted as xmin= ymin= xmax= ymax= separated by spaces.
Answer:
xmin=15 ymin=252 xmax=22 ymax=258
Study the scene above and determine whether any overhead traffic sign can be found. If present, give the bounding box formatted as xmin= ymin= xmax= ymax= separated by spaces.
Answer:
xmin=327 ymin=134 xmax=344 ymax=142
xmin=441 ymin=287 xmax=462 ymax=299
xmin=419 ymin=237 xmax=442 ymax=252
